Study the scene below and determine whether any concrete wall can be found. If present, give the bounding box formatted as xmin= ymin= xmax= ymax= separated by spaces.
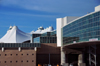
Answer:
xmin=95 ymin=5 xmax=100 ymax=12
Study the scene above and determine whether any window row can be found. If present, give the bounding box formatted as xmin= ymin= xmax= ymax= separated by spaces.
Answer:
xmin=67 ymin=18 xmax=100 ymax=29
xmin=63 ymin=11 xmax=100 ymax=29
xmin=63 ymin=30 xmax=100 ymax=37
xmin=0 ymin=43 xmax=40 ymax=48
xmin=0 ymin=60 xmax=34 ymax=63
xmin=41 ymin=31 xmax=56 ymax=37
xmin=0 ymin=53 xmax=34 ymax=56
xmin=63 ymin=25 xmax=100 ymax=35
xmin=34 ymin=37 xmax=57 ymax=43
xmin=63 ymin=21 xmax=100 ymax=34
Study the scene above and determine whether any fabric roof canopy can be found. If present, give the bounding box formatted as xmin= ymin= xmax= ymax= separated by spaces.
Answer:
xmin=0 ymin=26 xmax=31 ymax=43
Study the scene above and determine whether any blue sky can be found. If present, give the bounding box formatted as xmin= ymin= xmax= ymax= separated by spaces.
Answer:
xmin=0 ymin=0 xmax=100 ymax=38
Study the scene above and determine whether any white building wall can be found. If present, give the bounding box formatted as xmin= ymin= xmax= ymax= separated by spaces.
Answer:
xmin=56 ymin=16 xmax=79 ymax=47
xmin=63 ymin=17 xmax=67 ymax=27
xmin=95 ymin=5 xmax=100 ymax=12
xmin=56 ymin=18 xmax=63 ymax=47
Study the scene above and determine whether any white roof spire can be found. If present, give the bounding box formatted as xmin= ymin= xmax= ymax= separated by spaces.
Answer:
xmin=0 ymin=26 xmax=30 ymax=43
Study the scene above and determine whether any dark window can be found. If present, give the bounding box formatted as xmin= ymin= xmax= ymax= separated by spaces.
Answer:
xmin=5 ymin=61 xmax=6 ymax=63
xmin=0 ymin=54 xmax=1 ymax=56
xmin=27 ymin=60 xmax=28 ymax=62
xmin=10 ymin=54 xmax=12 ymax=56
xmin=32 ymin=54 xmax=34 ymax=55
xmin=21 ymin=60 xmax=23 ymax=62
xmin=32 ymin=60 xmax=34 ymax=62
xmin=16 ymin=54 xmax=18 ymax=56
xmin=21 ymin=54 xmax=23 ymax=55
xmin=16 ymin=61 xmax=18 ymax=63
xmin=5 ymin=54 xmax=7 ymax=56
xmin=27 ymin=54 xmax=28 ymax=55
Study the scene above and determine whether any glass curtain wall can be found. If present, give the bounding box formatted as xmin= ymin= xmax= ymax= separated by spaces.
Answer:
xmin=34 ymin=31 xmax=57 ymax=43
xmin=63 ymin=11 xmax=100 ymax=45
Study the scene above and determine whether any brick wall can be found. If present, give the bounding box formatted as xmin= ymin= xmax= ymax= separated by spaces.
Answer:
xmin=0 ymin=48 xmax=36 ymax=66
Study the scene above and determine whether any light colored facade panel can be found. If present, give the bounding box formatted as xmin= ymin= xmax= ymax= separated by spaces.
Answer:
xmin=67 ymin=16 xmax=79 ymax=24
xmin=63 ymin=17 xmax=67 ymax=27
xmin=95 ymin=5 xmax=100 ymax=12
xmin=56 ymin=18 xmax=63 ymax=47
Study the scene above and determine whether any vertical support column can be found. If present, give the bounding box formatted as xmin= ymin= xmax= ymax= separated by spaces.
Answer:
xmin=89 ymin=46 xmax=91 ymax=66
xmin=61 ymin=47 xmax=66 ymax=65
xmin=18 ymin=47 xmax=21 ymax=52
xmin=61 ymin=47 xmax=69 ymax=66
xmin=2 ymin=47 xmax=4 ymax=52
xmin=78 ymin=54 xmax=86 ymax=66
xmin=34 ymin=47 xmax=37 ymax=51
xmin=78 ymin=54 xmax=83 ymax=65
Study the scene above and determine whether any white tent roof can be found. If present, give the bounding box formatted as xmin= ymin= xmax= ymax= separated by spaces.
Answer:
xmin=0 ymin=26 xmax=31 ymax=43
xmin=31 ymin=26 xmax=54 ymax=34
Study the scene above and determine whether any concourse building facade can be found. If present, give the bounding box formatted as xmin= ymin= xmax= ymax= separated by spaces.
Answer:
xmin=32 ymin=30 xmax=60 ymax=66
xmin=56 ymin=5 xmax=100 ymax=66
xmin=0 ymin=26 xmax=60 ymax=66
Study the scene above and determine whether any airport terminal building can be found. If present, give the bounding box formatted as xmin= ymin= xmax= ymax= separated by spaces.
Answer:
xmin=0 ymin=5 xmax=100 ymax=66
xmin=57 ymin=5 xmax=100 ymax=66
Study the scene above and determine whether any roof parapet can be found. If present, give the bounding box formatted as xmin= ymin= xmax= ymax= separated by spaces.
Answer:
xmin=95 ymin=5 xmax=100 ymax=12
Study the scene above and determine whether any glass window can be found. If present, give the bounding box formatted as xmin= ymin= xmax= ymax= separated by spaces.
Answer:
xmin=63 ymin=11 xmax=100 ymax=45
